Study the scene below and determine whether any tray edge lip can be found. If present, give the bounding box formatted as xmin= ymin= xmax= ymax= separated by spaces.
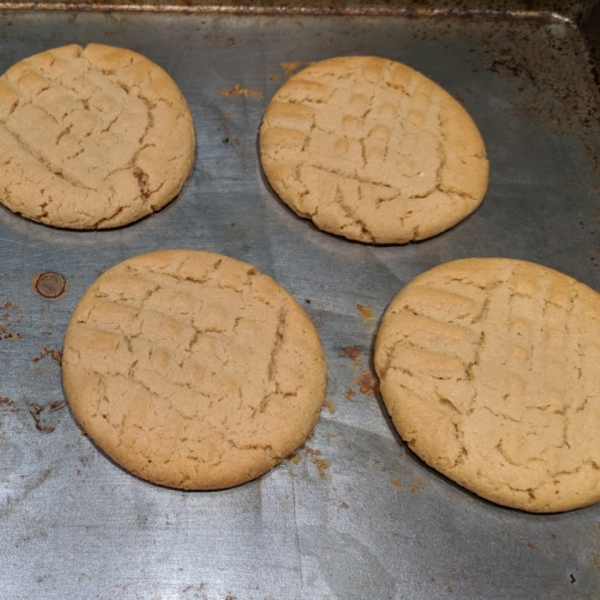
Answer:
xmin=0 ymin=2 xmax=576 ymax=26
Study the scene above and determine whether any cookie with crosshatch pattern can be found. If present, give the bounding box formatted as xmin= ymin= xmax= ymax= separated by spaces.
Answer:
xmin=259 ymin=56 xmax=488 ymax=244
xmin=0 ymin=43 xmax=194 ymax=229
xmin=62 ymin=249 xmax=327 ymax=489
xmin=374 ymin=258 xmax=600 ymax=512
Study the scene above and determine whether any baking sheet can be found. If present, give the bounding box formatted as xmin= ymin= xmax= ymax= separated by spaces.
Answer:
xmin=1 ymin=8 xmax=600 ymax=599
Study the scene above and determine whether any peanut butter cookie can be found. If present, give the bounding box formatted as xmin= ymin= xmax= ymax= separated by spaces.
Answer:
xmin=0 ymin=44 xmax=195 ymax=229
xmin=375 ymin=258 xmax=600 ymax=512
xmin=260 ymin=56 xmax=488 ymax=244
xmin=62 ymin=250 xmax=327 ymax=489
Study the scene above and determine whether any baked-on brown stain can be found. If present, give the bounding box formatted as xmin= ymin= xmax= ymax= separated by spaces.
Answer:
xmin=342 ymin=346 xmax=360 ymax=360
xmin=301 ymin=443 xmax=330 ymax=478
xmin=0 ymin=301 xmax=23 ymax=340
xmin=1 ymin=332 xmax=23 ymax=341
xmin=25 ymin=399 xmax=67 ymax=433
xmin=341 ymin=347 xmax=361 ymax=398
xmin=0 ymin=396 xmax=18 ymax=414
xmin=301 ymin=444 xmax=322 ymax=457
xmin=32 ymin=347 xmax=62 ymax=365
xmin=410 ymin=479 xmax=427 ymax=493
xmin=373 ymin=459 xmax=387 ymax=472
xmin=315 ymin=459 xmax=330 ymax=479
xmin=33 ymin=272 xmax=67 ymax=298
xmin=219 ymin=84 xmax=264 ymax=98
xmin=390 ymin=477 xmax=403 ymax=489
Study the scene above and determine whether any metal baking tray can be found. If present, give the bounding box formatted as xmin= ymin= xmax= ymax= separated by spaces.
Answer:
xmin=1 ymin=3 xmax=600 ymax=598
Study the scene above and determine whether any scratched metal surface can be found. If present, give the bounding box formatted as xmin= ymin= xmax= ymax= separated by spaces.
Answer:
xmin=1 ymin=8 xmax=600 ymax=600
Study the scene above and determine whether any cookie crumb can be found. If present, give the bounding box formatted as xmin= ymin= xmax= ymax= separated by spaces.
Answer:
xmin=280 ymin=61 xmax=302 ymax=78
xmin=356 ymin=304 xmax=374 ymax=322
xmin=323 ymin=399 xmax=336 ymax=414
xmin=356 ymin=371 xmax=378 ymax=395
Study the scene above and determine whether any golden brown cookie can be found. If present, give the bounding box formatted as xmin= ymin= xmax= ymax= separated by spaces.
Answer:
xmin=374 ymin=258 xmax=600 ymax=512
xmin=259 ymin=56 xmax=488 ymax=244
xmin=0 ymin=44 xmax=195 ymax=229
xmin=62 ymin=250 xmax=327 ymax=489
